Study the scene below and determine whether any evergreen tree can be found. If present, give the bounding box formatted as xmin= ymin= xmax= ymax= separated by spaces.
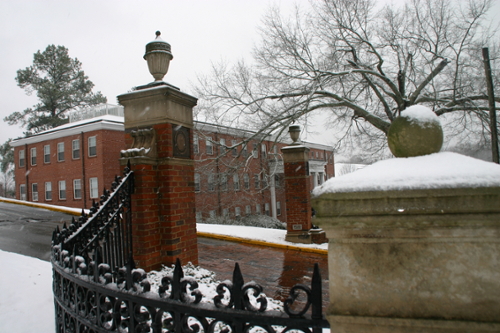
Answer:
xmin=4 ymin=44 xmax=107 ymax=135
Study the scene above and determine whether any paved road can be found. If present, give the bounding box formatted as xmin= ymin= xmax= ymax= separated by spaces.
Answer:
xmin=0 ymin=201 xmax=329 ymax=306
xmin=0 ymin=202 xmax=74 ymax=261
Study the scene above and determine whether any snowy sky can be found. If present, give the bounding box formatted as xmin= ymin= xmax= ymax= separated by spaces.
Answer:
xmin=1 ymin=0 xmax=498 ymax=151
xmin=0 ymin=0 xmax=316 ymax=146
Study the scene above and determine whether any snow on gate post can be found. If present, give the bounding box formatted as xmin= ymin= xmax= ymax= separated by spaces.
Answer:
xmin=282 ymin=125 xmax=326 ymax=244
xmin=118 ymin=32 xmax=198 ymax=271
xmin=312 ymin=105 xmax=500 ymax=332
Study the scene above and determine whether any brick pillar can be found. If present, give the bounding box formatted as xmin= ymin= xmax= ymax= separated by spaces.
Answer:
xmin=282 ymin=144 xmax=313 ymax=243
xmin=118 ymin=85 xmax=198 ymax=271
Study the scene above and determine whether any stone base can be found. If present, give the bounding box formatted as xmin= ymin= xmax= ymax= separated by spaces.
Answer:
xmin=285 ymin=229 xmax=327 ymax=244
xmin=328 ymin=315 xmax=500 ymax=333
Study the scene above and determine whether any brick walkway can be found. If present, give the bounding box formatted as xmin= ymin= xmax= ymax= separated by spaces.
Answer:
xmin=198 ymin=237 xmax=329 ymax=309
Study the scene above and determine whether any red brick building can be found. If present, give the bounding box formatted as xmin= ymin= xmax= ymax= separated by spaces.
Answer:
xmin=11 ymin=105 xmax=334 ymax=223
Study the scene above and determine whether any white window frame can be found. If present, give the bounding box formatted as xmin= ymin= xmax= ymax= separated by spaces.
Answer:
xmin=89 ymin=177 xmax=99 ymax=199
xmin=256 ymin=204 xmax=261 ymax=214
xmin=20 ymin=184 xmax=26 ymax=201
xmin=44 ymin=145 xmax=50 ymax=164
xmin=19 ymin=149 xmax=25 ymax=168
xmin=88 ymin=136 xmax=97 ymax=157
xmin=72 ymin=139 xmax=80 ymax=159
xmin=73 ymin=179 xmax=82 ymax=199
xmin=193 ymin=134 xmax=199 ymax=154
xmin=194 ymin=173 xmax=200 ymax=192
xmin=45 ymin=182 xmax=52 ymax=201
xmin=206 ymin=138 xmax=213 ymax=155
xmin=30 ymin=147 xmax=37 ymax=166
xmin=277 ymin=201 xmax=281 ymax=216
xmin=233 ymin=174 xmax=240 ymax=191
xmin=57 ymin=142 xmax=65 ymax=162
xmin=59 ymin=180 xmax=66 ymax=200
xmin=32 ymin=183 xmax=38 ymax=201
xmin=245 ymin=205 xmax=251 ymax=216
xmin=243 ymin=173 xmax=250 ymax=190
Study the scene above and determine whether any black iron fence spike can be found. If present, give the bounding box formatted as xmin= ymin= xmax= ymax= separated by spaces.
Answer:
xmin=232 ymin=262 xmax=244 ymax=310
xmin=311 ymin=263 xmax=322 ymax=320
xmin=172 ymin=258 xmax=183 ymax=300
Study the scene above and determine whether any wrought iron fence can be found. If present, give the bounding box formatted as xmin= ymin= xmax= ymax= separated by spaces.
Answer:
xmin=51 ymin=164 xmax=330 ymax=333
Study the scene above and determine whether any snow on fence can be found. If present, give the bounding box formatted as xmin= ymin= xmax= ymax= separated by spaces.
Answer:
xmin=51 ymin=163 xmax=330 ymax=333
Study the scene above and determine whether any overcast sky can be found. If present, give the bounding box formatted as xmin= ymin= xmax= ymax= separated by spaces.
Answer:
xmin=1 ymin=0 xmax=499 ymax=151
xmin=0 ymin=0 xmax=317 ymax=146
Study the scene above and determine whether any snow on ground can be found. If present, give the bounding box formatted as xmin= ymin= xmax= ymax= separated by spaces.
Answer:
xmin=0 ymin=222 xmax=325 ymax=332
xmin=0 ymin=250 xmax=55 ymax=333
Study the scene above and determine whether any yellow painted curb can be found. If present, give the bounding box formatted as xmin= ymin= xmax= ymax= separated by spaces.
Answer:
xmin=0 ymin=197 xmax=82 ymax=216
xmin=198 ymin=232 xmax=328 ymax=255
xmin=1 ymin=198 xmax=328 ymax=254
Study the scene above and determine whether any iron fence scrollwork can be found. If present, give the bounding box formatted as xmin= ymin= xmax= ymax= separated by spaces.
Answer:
xmin=51 ymin=162 xmax=330 ymax=333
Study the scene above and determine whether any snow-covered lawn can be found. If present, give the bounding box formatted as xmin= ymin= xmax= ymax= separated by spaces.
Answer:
xmin=0 ymin=250 xmax=55 ymax=333
xmin=0 ymin=223 xmax=326 ymax=333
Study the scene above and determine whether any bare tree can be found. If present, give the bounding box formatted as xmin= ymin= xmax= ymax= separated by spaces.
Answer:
xmin=196 ymin=0 xmax=499 ymax=161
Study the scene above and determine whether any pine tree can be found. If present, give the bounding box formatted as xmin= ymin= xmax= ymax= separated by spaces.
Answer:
xmin=4 ymin=45 xmax=107 ymax=135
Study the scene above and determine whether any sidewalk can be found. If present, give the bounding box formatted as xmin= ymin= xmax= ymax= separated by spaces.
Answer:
xmin=0 ymin=197 xmax=327 ymax=255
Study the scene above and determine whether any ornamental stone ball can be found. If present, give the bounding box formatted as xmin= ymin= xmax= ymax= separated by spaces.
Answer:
xmin=387 ymin=105 xmax=443 ymax=157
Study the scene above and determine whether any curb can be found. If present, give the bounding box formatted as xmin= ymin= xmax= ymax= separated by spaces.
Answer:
xmin=0 ymin=197 xmax=82 ymax=216
xmin=198 ymin=232 xmax=328 ymax=255
xmin=1 ymin=198 xmax=328 ymax=255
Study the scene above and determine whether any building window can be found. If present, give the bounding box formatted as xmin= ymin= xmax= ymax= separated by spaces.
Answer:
xmin=265 ymin=203 xmax=270 ymax=216
xmin=233 ymin=174 xmax=240 ymax=191
xmin=206 ymin=138 xmax=213 ymax=155
xmin=231 ymin=140 xmax=238 ymax=157
xmin=19 ymin=150 xmax=25 ymax=168
xmin=89 ymin=177 xmax=98 ymax=199
xmin=44 ymin=145 xmax=50 ymax=163
xmin=20 ymin=184 xmax=26 ymax=200
xmin=219 ymin=138 xmax=226 ymax=155
xmin=252 ymin=143 xmax=258 ymax=158
xmin=254 ymin=174 xmax=260 ymax=189
xmin=235 ymin=207 xmax=241 ymax=218
xmin=208 ymin=174 xmax=215 ymax=191
xmin=209 ymin=210 xmax=216 ymax=219
xmin=193 ymin=134 xmax=199 ymax=154
xmin=243 ymin=173 xmax=250 ymax=190
xmin=45 ymin=182 xmax=52 ymax=201
xmin=222 ymin=208 xmax=229 ymax=217
xmin=261 ymin=144 xmax=266 ymax=158
xmin=196 ymin=212 xmax=202 ymax=223
xmin=88 ymin=136 xmax=97 ymax=157
xmin=256 ymin=204 xmax=261 ymax=214
xmin=57 ymin=142 xmax=65 ymax=161
xmin=59 ymin=180 xmax=66 ymax=200
xmin=73 ymin=179 xmax=82 ymax=199
xmin=30 ymin=147 xmax=37 ymax=166
xmin=242 ymin=143 xmax=248 ymax=157
xmin=220 ymin=174 xmax=227 ymax=191
xmin=277 ymin=201 xmax=281 ymax=216
xmin=32 ymin=183 xmax=38 ymax=201
xmin=245 ymin=205 xmax=251 ymax=216
xmin=262 ymin=174 xmax=268 ymax=188
xmin=72 ymin=139 xmax=80 ymax=159
xmin=194 ymin=173 xmax=200 ymax=192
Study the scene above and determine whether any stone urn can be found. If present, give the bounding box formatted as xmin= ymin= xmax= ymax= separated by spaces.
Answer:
xmin=144 ymin=31 xmax=173 ymax=82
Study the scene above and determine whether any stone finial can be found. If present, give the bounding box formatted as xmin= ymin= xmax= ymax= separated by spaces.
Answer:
xmin=144 ymin=31 xmax=173 ymax=82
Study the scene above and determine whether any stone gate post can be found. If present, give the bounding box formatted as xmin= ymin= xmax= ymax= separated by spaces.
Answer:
xmin=118 ymin=32 xmax=198 ymax=271
xmin=282 ymin=125 xmax=326 ymax=244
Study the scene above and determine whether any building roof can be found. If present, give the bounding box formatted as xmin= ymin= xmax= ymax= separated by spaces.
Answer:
xmin=10 ymin=112 xmax=334 ymax=152
xmin=10 ymin=115 xmax=124 ymax=147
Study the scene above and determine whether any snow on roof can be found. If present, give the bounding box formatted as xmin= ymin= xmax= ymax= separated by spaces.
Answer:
xmin=10 ymin=115 xmax=124 ymax=147
xmin=312 ymin=152 xmax=500 ymax=196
